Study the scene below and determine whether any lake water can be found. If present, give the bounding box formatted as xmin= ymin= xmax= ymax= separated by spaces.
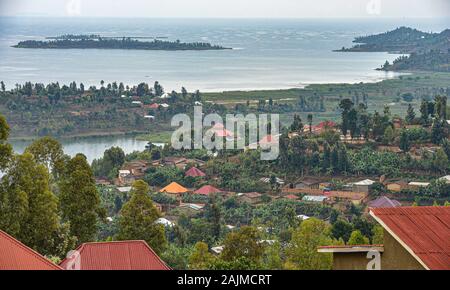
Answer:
xmin=10 ymin=136 xmax=151 ymax=164
xmin=1 ymin=17 xmax=449 ymax=92
xmin=2 ymin=17 xmax=450 ymax=160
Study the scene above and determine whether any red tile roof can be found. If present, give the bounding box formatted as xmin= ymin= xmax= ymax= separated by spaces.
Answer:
xmin=59 ymin=240 xmax=170 ymax=270
xmin=370 ymin=207 xmax=450 ymax=270
xmin=284 ymin=194 xmax=299 ymax=200
xmin=185 ymin=167 xmax=206 ymax=177
xmin=0 ymin=230 xmax=61 ymax=270
xmin=194 ymin=185 xmax=223 ymax=195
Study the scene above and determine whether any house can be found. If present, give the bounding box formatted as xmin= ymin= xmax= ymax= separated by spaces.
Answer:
xmin=179 ymin=203 xmax=205 ymax=211
xmin=160 ymin=103 xmax=170 ymax=108
xmin=121 ymin=160 xmax=150 ymax=177
xmin=385 ymin=180 xmax=409 ymax=192
xmin=145 ymin=103 xmax=160 ymax=110
xmin=368 ymin=196 xmax=401 ymax=208
xmin=297 ymin=214 xmax=310 ymax=221
xmin=304 ymin=121 xmax=337 ymax=134
xmin=144 ymin=115 xmax=155 ymax=120
xmin=293 ymin=177 xmax=322 ymax=190
xmin=211 ymin=246 xmax=224 ymax=255
xmin=156 ymin=218 xmax=175 ymax=228
xmin=324 ymin=191 xmax=368 ymax=205
xmin=352 ymin=179 xmax=376 ymax=193
xmin=260 ymin=177 xmax=285 ymax=186
xmin=131 ymin=101 xmax=143 ymax=106
xmin=284 ymin=194 xmax=299 ymax=201
xmin=160 ymin=182 xmax=189 ymax=196
xmin=302 ymin=195 xmax=328 ymax=203
xmin=0 ymin=230 xmax=62 ymax=270
xmin=161 ymin=157 xmax=205 ymax=170
xmin=60 ymin=240 xmax=170 ymax=270
xmin=194 ymin=185 xmax=223 ymax=196
xmin=185 ymin=167 xmax=206 ymax=178
xmin=239 ymin=192 xmax=263 ymax=204
xmin=118 ymin=169 xmax=134 ymax=185
xmin=438 ymin=175 xmax=450 ymax=185
xmin=408 ymin=181 xmax=430 ymax=190
xmin=318 ymin=207 xmax=450 ymax=270
xmin=117 ymin=186 xmax=132 ymax=193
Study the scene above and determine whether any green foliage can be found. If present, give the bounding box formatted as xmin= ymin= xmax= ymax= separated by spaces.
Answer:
xmin=331 ymin=219 xmax=353 ymax=243
xmin=0 ymin=153 xmax=73 ymax=257
xmin=285 ymin=218 xmax=333 ymax=270
xmin=91 ymin=147 xmax=125 ymax=179
xmin=160 ymin=244 xmax=192 ymax=270
xmin=372 ymin=225 xmax=384 ymax=244
xmin=25 ymin=136 xmax=66 ymax=176
xmin=188 ymin=242 xmax=216 ymax=270
xmin=117 ymin=180 xmax=167 ymax=254
xmin=348 ymin=230 xmax=370 ymax=245
xmin=59 ymin=154 xmax=104 ymax=244
xmin=221 ymin=226 xmax=265 ymax=265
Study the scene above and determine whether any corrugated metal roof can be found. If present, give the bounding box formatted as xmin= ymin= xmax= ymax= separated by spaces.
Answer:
xmin=0 ymin=230 xmax=61 ymax=270
xmin=59 ymin=240 xmax=170 ymax=270
xmin=370 ymin=207 xmax=450 ymax=270
xmin=194 ymin=185 xmax=222 ymax=195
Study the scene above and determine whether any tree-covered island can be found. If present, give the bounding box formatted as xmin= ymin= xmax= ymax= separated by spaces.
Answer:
xmin=13 ymin=35 xmax=231 ymax=51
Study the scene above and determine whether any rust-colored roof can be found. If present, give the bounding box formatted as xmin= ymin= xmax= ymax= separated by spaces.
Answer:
xmin=160 ymin=182 xmax=188 ymax=194
xmin=0 ymin=230 xmax=61 ymax=270
xmin=284 ymin=194 xmax=299 ymax=200
xmin=59 ymin=240 xmax=170 ymax=270
xmin=370 ymin=207 xmax=450 ymax=270
xmin=185 ymin=167 xmax=206 ymax=177
xmin=194 ymin=185 xmax=223 ymax=195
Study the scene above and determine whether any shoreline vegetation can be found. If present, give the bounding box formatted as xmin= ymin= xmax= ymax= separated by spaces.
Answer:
xmin=2 ymin=72 xmax=450 ymax=140
xmin=13 ymin=34 xmax=231 ymax=51
xmin=335 ymin=26 xmax=450 ymax=72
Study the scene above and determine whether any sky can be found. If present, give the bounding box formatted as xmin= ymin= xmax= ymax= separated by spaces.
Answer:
xmin=1 ymin=0 xmax=450 ymax=18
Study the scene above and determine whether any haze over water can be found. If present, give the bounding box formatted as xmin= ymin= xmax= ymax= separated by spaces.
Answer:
xmin=1 ymin=17 xmax=449 ymax=92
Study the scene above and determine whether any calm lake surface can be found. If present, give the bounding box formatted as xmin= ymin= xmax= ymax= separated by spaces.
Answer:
xmin=10 ymin=136 xmax=151 ymax=164
xmin=2 ymin=17 xmax=450 ymax=160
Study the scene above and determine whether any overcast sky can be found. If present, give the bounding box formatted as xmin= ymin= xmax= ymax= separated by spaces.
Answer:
xmin=1 ymin=0 xmax=449 ymax=18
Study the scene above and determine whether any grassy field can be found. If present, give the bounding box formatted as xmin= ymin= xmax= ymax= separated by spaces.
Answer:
xmin=202 ymin=72 xmax=450 ymax=126
xmin=136 ymin=130 xmax=173 ymax=143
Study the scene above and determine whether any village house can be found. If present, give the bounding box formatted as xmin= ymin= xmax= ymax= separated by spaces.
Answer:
xmin=352 ymin=179 xmax=376 ymax=193
xmin=239 ymin=192 xmax=263 ymax=204
xmin=318 ymin=207 xmax=450 ymax=270
xmin=302 ymin=195 xmax=328 ymax=203
xmin=368 ymin=196 xmax=401 ymax=208
xmin=160 ymin=182 xmax=189 ymax=199
xmin=293 ymin=177 xmax=322 ymax=190
xmin=325 ymin=191 xmax=368 ymax=205
xmin=408 ymin=181 xmax=431 ymax=190
xmin=118 ymin=169 xmax=134 ymax=185
xmin=122 ymin=160 xmax=150 ymax=177
xmin=185 ymin=167 xmax=206 ymax=178
xmin=385 ymin=180 xmax=409 ymax=192
xmin=60 ymin=240 xmax=170 ymax=270
xmin=194 ymin=185 xmax=224 ymax=196
xmin=439 ymin=175 xmax=450 ymax=185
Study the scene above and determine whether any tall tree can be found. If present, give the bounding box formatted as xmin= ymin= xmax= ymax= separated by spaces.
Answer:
xmin=221 ymin=226 xmax=264 ymax=265
xmin=307 ymin=114 xmax=313 ymax=133
xmin=285 ymin=218 xmax=334 ymax=270
xmin=0 ymin=114 xmax=12 ymax=169
xmin=189 ymin=242 xmax=215 ymax=270
xmin=24 ymin=136 xmax=66 ymax=177
xmin=59 ymin=154 xmax=104 ymax=244
xmin=405 ymin=104 xmax=416 ymax=124
xmin=347 ymin=230 xmax=370 ymax=245
xmin=0 ymin=153 xmax=69 ymax=256
xmin=117 ymin=180 xmax=166 ymax=254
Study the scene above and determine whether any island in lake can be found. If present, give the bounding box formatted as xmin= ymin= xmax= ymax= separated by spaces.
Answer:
xmin=13 ymin=34 xmax=231 ymax=51
xmin=336 ymin=27 xmax=450 ymax=72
